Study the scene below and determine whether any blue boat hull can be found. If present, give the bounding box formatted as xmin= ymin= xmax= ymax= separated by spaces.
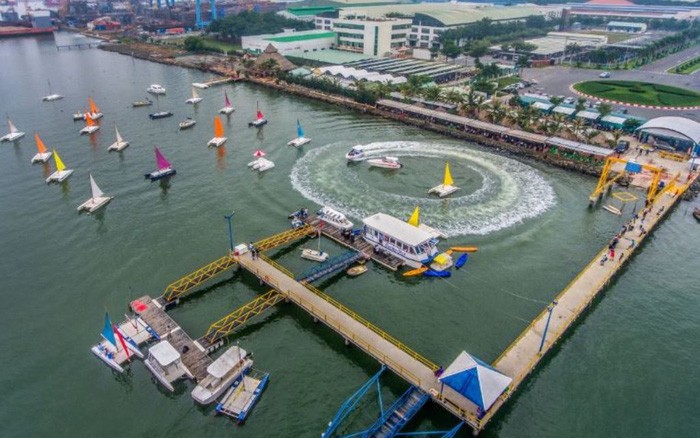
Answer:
xmin=423 ymin=269 xmax=451 ymax=278
xmin=145 ymin=169 xmax=176 ymax=181
xmin=455 ymin=253 xmax=468 ymax=269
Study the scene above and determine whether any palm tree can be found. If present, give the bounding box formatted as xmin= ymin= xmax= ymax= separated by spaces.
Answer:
xmin=569 ymin=118 xmax=586 ymax=140
xmin=575 ymin=97 xmax=587 ymax=113
xmin=583 ymin=128 xmax=600 ymax=144
xmin=549 ymin=113 xmax=566 ymax=135
xmin=422 ymin=86 xmax=443 ymax=103
xmin=597 ymin=103 xmax=613 ymax=119
xmin=443 ymin=89 xmax=464 ymax=107
xmin=607 ymin=129 xmax=624 ymax=148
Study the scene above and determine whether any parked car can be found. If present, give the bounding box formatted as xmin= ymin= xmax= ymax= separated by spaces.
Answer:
xmin=614 ymin=140 xmax=630 ymax=154
xmin=599 ymin=71 xmax=611 ymax=78
xmin=564 ymin=97 xmax=575 ymax=104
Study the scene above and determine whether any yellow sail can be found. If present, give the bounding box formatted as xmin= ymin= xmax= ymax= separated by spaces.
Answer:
xmin=408 ymin=206 xmax=420 ymax=226
xmin=35 ymin=133 xmax=47 ymax=153
xmin=443 ymin=161 xmax=454 ymax=186
xmin=53 ymin=149 xmax=66 ymax=171
xmin=214 ymin=116 xmax=224 ymax=137
xmin=88 ymin=97 xmax=99 ymax=114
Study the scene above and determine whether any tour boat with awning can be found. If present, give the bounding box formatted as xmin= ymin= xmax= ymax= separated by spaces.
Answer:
xmin=191 ymin=345 xmax=253 ymax=405
xmin=144 ymin=340 xmax=194 ymax=392
xmin=362 ymin=212 xmax=439 ymax=268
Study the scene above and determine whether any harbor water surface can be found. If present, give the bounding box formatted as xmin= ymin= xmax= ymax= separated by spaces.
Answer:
xmin=1 ymin=34 xmax=699 ymax=437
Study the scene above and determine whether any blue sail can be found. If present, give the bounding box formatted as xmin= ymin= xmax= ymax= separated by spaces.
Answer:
xmin=297 ymin=120 xmax=304 ymax=138
xmin=101 ymin=312 xmax=117 ymax=346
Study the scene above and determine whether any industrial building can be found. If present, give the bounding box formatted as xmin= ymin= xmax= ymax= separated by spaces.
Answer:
xmin=494 ymin=32 xmax=608 ymax=62
xmin=606 ymin=21 xmax=647 ymax=33
xmin=313 ymin=16 xmax=412 ymax=57
xmin=242 ymin=29 xmax=337 ymax=55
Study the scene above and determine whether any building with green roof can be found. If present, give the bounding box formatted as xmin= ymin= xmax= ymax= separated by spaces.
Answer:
xmin=242 ymin=29 xmax=338 ymax=55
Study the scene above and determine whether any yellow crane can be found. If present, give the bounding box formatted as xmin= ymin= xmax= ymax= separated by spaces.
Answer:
xmin=589 ymin=157 xmax=663 ymax=205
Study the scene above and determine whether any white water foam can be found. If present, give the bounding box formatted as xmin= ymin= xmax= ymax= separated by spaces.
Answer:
xmin=290 ymin=141 xmax=556 ymax=236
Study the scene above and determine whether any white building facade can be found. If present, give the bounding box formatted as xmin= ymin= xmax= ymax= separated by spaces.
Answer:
xmin=315 ymin=16 xmax=412 ymax=57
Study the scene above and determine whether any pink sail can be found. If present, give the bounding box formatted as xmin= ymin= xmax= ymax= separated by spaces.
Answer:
xmin=154 ymin=146 xmax=171 ymax=170
xmin=224 ymin=91 xmax=231 ymax=108
xmin=257 ymin=109 xmax=264 ymax=120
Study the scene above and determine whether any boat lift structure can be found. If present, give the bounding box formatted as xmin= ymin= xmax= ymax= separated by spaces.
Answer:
xmin=588 ymin=157 xmax=664 ymax=206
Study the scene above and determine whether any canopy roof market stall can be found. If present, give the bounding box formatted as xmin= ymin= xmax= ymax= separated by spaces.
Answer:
xmin=439 ymin=351 xmax=512 ymax=412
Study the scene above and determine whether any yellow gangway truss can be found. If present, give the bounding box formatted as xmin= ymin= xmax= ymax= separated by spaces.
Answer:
xmin=254 ymin=224 xmax=316 ymax=252
xmin=163 ymin=255 xmax=238 ymax=302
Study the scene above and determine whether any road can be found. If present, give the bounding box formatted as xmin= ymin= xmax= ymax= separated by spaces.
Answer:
xmin=520 ymin=45 xmax=700 ymax=121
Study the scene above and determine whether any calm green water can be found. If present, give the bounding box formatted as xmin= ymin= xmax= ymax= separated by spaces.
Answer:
xmin=1 ymin=33 xmax=698 ymax=438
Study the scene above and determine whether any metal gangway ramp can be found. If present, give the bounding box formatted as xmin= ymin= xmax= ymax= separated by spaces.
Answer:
xmin=236 ymin=251 xmax=482 ymax=429
xmin=364 ymin=386 xmax=430 ymax=437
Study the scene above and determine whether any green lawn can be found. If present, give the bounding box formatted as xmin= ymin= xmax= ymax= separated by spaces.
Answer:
xmin=670 ymin=56 xmax=700 ymax=75
xmin=497 ymin=76 xmax=520 ymax=89
xmin=573 ymin=80 xmax=700 ymax=107
xmin=201 ymin=37 xmax=241 ymax=53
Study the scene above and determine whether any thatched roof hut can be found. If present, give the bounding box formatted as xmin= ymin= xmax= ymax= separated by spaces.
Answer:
xmin=253 ymin=44 xmax=296 ymax=72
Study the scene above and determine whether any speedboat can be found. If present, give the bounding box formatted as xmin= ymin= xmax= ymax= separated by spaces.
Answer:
xmin=42 ymin=94 xmax=63 ymax=102
xmin=191 ymin=345 xmax=253 ymax=405
xmin=368 ymin=156 xmax=402 ymax=169
xmin=147 ymin=84 xmax=166 ymax=95
xmin=301 ymin=248 xmax=328 ymax=262
xmin=133 ymin=98 xmax=153 ymax=107
xmin=144 ymin=340 xmax=194 ymax=392
xmin=179 ymin=118 xmax=196 ymax=130
xmin=317 ymin=206 xmax=353 ymax=231
xmin=345 ymin=145 xmax=365 ymax=162
xmin=149 ymin=111 xmax=173 ymax=120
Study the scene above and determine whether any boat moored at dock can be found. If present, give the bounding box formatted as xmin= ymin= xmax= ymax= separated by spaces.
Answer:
xmin=91 ymin=313 xmax=153 ymax=373
xmin=191 ymin=345 xmax=253 ymax=405
xmin=144 ymin=340 xmax=195 ymax=392
xmin=317 ymin=206 xmax=353 ymax=231
xmin=362 ymin=213 xmax=438 ymax=268
xmin=216 ymin=369 xmax=270 ymax=423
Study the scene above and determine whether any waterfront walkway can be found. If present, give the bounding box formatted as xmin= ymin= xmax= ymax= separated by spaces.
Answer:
xmin=236 ymin=252 xmax=483 ymax=428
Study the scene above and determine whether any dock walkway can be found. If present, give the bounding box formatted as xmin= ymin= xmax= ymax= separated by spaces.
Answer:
xmin=133 ymin=295 xmax=212 ymax=380
xmin=237 ymin=252 xmax=481 ymax=428
xmin=481 ymin=184 xmax=690 ymax=428
xmin=303 ymin=216 xmax=404 ymax=271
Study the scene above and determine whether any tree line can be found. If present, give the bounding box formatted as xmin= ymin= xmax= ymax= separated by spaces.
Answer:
xmin=207 ymin=11 xmax=314 ymax=43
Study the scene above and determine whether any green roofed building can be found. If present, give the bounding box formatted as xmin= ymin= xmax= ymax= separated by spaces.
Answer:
xmin=242 ymin=30 xmax=338 ymax=56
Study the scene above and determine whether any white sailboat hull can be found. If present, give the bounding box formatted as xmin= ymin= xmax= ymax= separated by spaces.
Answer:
xmin=91 ymin=345 xmax=125 ymax=373
xmin=108 ymin=141 xmax=129 ymax=152
xmin=301 ymin=248 xmax=328 ymax=262
xmin=368 ymin=158 xmax=402 ymax=169
xmin=77 ymin=196 xmax=113 ymax=213
xmin=46 ymin=169 xmax=74 ymax=183
xmin=428 ymin=184 xmax=460 ymax=198
xmin=42 ymin=94 xmax=64 ymax=101
xmin=219 ymin=106 xmax=235 ymax=114
xmin=31 ymin=152 xmax=52 ymax=163
xmin=288 ymin=137 xmax=311 ymax=147
xmin=80 ymin=126 xmax=100 ymax=135
xmin=90 ymin=112 xmax=103 ymax=120
xmin=248 ymin=158 xmax=274 ymax=172
xmin=248 ymin=118 xmax=267 ymax=128
xmin=192 ymin=83 xmax=210 ymax=89
xmin=208 ymin=137 xmax=227 ymax=147
xmin=186 ymin=97 xmax=203 ymax=104
xmin=1 ymin=132 xmax=25 ymax=142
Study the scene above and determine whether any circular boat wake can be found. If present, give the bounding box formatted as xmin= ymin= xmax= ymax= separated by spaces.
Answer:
xmin=290 ymin=141 xmax=555 ymax=236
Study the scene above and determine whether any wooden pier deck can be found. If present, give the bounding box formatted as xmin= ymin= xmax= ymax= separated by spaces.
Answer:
xmin=133 ymin=295 xmax=212 ymax=380
xmin=480 ymin=182 xmax=692 ymax=429
xmin=303 ymin=216 xmax=404 ymax=271
xmin=237 ymin=252 xmax=482 ymax=428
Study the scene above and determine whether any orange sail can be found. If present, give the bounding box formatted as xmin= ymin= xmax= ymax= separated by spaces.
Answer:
xmin=85 ymin=113 xmax=95 ymax=126
xmin=213 ymin=116 xmax=224 ymax=137
xmin=88 ymin=97 xmax=99 ymax=114
xmin=35 ymin=133 xmax=47 ymax=153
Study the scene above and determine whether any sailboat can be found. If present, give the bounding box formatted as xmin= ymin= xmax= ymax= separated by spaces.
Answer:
xmin=80 ymin=112 xmax=100 ymax=134
xmin=77 ymin=173 xmax=113 ymax=213
xmin=185 ymin=87 xmax=203 ymax=104
xmin=208 ymin=116 xmax=227 ymax=147
xmin=248 ymin=103 xmax=267 ymax=128
xmin=31 ymin=133 xmax=53 ymax=163
xmin=91 ymin=312 xmax=148 ymax=373
xmin=108 ymin=124 xmax=129 ymax=151
xmin=88 ymin=97 xmax=103 ymax=120
xmin=145 ymin=146 xmax=176 ymax=181
xmin=247 ymin=150 xmax=275 ymax=172
xmin=0 ymin=117 xmax=25 ymax=142
xmin=45 ymin=148 xmax=74 ymax=183
xmin=428 ymin=161 xmax=460 ymax=197
xmin=42 ymin=80 xmax=63 ymax=102
xmin=287 ymin=119 xmax=311 ymax=147
xmin=301 ymin=227 xmax=329 ymax=262
xmin=219 ymin=91 xmax=234 ymax=115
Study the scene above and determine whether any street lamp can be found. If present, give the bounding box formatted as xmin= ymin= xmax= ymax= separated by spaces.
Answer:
xmin=224 ymin=211 xmax=235 ymax=253
xmin=539 ymin=300 xmax=558 ymax=353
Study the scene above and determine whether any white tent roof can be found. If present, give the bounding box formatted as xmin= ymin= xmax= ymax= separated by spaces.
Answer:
xmin=532 ymin=101 xmax=553 ymax=111
xmin=149 ymin=341 xmax=181 ymax=367
xmin=439 ymin=351 xmax=512 ymax=411
xmin=207 ymin=345 xmax=247 ymax=379
xmin=318 ymin=66 xmax=406 ymax=84
xmin=576 ymin=110 xmax=600 ymax=120
xmin=637 ymin=117 xmax=700 ymax=144
xmin=601 ymin=115 xmax=627 ymax=125
xmin=363 ymin=213 xmax=435 ymax=247
xmin=552 ymin=105 xmax=576 ymax=115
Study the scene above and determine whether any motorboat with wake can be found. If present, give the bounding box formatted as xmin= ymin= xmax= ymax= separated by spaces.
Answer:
xmin=301 ymin=227 xmax=328 ymax=262
xmin=287 ymin=119 xmax=311 ymax=147
xmin=345 ymin=145 xmax=365 ymax=162
xmin=191 ymin=345 xmax=253 ymax=405
xmin=368 ymin=156 xmax=402 ymax=169
xmin=91 ymin=312 xmax=152 ymax=373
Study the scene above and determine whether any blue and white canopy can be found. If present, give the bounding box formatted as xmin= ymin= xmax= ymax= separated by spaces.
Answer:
xmin=439 ymin=351 xmax=512 ymax=411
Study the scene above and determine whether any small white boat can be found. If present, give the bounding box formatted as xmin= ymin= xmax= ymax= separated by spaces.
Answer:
xmin=247 ymin=157 xmax=275 ymax=172
xmin=108 ymin=124 xmax=129 ymax=152
xmin=429 ymin=252 xmax=453 ymax=272
xmin=179 ymin=118 xmax=196 ymax=130
xmin=91 ymin=312 xmax=152 ymax=373
xmin=80 ymin=113 xmax=100 ymax=134
xmin=301 ymin=248 xmax=329 ymax=262
xmin=347 ymin=265 xmax=368 ymax=276
xmin=77 ymin=173 xmax=113 ymax=214
xmin=147 ymin=84 xmax=166 ymax=94
xmin=191 ymin=345 xmax=253 ymax=405
xmin=317 ymin=206 xmax=353 ymax=231
xmin=219 ymin=91 xmax=235 ymax=114
xmin=192 ymin=82 xmax=210 ymax=89
xmin=208 ymin=116 xmax=227 ymax=147
xmin=287 ymin=119 xmax=311 ymax=147
xmin=149 ymin=111 xmax=173 ymax=120
xmin=368 ymin=156 xmax=402 ymax=169
xmin=144 ymin=340 xmax=194 ymax=392
xmin=31 ymin=133 xmax=53 ymax=163
xmin=0 ymin=118 xmax=25 ymax=142
xmin=42 ymin=80 xmax=63 ymax=101
xmin=428 ymin=161 xmax=460 ymax=198
xmin=345 ymin=145 xmax=365 ymax=162
xmin=132 ymin=98 xmax=153 ymax=107
xmin=46 ymin=149 xmax=74 ymax=183
xmin=185 ymin=87 xmax=203 ymax=104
